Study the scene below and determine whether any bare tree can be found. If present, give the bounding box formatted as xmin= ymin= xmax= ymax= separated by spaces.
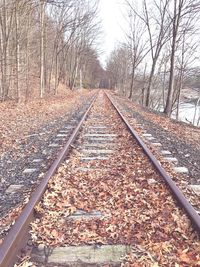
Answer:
xmin=124 ymin=5 xmax=149 ymax=100
xmin=106 ymin=44 xmax=131 ymax=95
xmin=164 ymin=0 xmax=200 ymax=115
xmin=0 ymin=0 xmax=102 ymax=101
xmin=39 ymin=0 xmax=46 ymax=98
xmin=127 ymin=0 xmax=171 ymax=107
xmin=0 ymin=0 xmax=14 ymax=100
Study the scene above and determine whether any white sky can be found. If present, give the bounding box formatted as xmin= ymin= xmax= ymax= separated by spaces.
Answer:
xmin=99 ymin=0 xmax=126 ymax=66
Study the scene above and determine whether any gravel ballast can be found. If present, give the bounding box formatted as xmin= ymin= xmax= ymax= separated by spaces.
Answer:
xmin=112 ymin=93 xmax=200 ymax=185
xmin=0 ymin=91 xmax=95 ymax=218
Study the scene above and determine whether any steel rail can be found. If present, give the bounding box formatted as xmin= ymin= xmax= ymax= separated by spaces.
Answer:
xmin=106 ymin=92 xmax=200 ymax=233
xmin=0 ymin=94 xmax=98 ymax=267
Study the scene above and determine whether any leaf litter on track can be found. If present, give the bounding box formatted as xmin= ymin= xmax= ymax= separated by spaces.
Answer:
xmin=18 ymin=94 xmax=200 ymax=266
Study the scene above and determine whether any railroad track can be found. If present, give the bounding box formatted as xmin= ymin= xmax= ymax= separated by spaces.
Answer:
xmin=112 ymin=95 xmax=200 ymax=184
xmin=0 ymin=91 xmax=200 ymax=267
xmin=0 ymin=93 xmax=96 ymax=219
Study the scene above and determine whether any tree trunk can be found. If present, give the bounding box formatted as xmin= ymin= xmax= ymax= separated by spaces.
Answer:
xmin=25 ymin=11 xmax=30 ymax=101
xmin=40 ymin=0 xmax=45 ymax=98
xmin=176 ymin=81 xmax=181 ymax=121
xmin=164 ymin=0 xmax=180 ymax=116
xmin=145 ymin=60 xmax=156 ymax=107
xmin=129 ymin=63 xmax=135 ymax=100
xmin=54 ymin=51 xmax=59 ymax=95
xmin=193 ymin=97 xmax=200 ymax=126
xmin=141 ymin=63 xmax=147 ymax=106
xmin=14 ymin=3 xmax=20 ymax=102
xmin=48 ymin=42 xmax=57 ymax=93
xmin=79 ymin=68 xmax=82 ymax=89
xmin=176 ymin=36 xmax=185 ymax=120
xmin=164 ymin=39 xmax=176 ymax=115
xmin=1 ymin=0 xmax=8 ymax=100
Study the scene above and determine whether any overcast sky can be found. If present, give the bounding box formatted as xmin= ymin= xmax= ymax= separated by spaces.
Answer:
xmin=99 ymin=0 xmax=126 ymax=66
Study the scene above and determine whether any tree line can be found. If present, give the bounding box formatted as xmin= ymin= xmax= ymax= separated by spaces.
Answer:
xmin=0 ymin=0 xmax=103 ymax=102
xmin=106 ymin=0 xmax=200 ymax=118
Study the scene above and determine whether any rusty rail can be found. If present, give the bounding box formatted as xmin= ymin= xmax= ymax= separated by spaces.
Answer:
xmin=0 ymin=94 xmax=97 ymax=267
xmin=106 ymin=92 xmax=200 ymax=233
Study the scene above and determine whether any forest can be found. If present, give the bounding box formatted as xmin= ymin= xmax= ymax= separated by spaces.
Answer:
xmin=106 ymin=0 xmax=200 ymax=122
xmin=0 ymin=0 xmax=103 ymax=102
xmin=0 ymin=0 xmax=200 ymax=122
